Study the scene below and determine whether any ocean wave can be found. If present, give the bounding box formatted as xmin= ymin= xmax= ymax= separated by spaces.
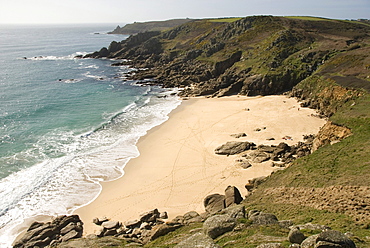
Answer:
xmin=0 ymin=91 xmax=181 ymax=247
xmin=20 ymin=52 xmax=87 ymax=61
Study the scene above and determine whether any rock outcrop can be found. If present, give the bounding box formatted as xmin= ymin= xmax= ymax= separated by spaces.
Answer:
xmin=214 ymin=141 xmax=255 ymax=155
xmin=312 ymin=121 xmax=352 ymax=151
xmin=203 ymin=215 xmax=237 ymax=239
xmin=204 ymin=186 xmax=244 ymax=214
xmin=13 ymin=215 xmax=83 ymax=248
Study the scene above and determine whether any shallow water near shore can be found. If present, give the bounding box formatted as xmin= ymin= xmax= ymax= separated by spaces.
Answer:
xmin=0 ymin=24 xmax=180 ymax=247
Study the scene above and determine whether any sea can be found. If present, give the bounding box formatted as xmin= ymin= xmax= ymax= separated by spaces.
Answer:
xmin=0 ymin=24 xmax=180 ymax=247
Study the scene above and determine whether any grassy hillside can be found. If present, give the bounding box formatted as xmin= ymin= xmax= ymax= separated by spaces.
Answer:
xmin=79 ymin=16 xmax=370 ymax=247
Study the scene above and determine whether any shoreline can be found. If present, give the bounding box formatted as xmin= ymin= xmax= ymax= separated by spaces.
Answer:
xmin=74 ymin=95 xmax=326 ymax=235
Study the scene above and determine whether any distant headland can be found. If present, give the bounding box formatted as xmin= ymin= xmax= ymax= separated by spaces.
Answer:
xmin=108 ymin=18 xmax=195 ymax=35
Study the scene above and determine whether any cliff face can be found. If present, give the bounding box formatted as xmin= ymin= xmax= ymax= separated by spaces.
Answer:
xmin=85 ymin=16 xmax=370 ymax=98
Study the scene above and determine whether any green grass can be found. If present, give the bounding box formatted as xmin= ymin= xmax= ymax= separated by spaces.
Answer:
xmin=144 ymin=223 xmax=203 ymax=247
xmin=284 ymin=16 xmax=335 ymax=21
xmin=208 ymin=17 xmax=242 ymax=23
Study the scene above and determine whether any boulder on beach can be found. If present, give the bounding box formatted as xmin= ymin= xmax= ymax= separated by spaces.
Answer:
xmin=204 ymin=193 xmax=225 ymax=214
xmin=215 ymin=141 xmax=255 ymax=155
xmin=224 ymin=185 xmax=243 ymax=207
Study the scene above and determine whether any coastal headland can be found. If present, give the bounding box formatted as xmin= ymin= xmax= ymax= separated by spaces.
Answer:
xmin=75 ymin=95 xmax=326 ymax=235
xmin=14 ymin=15 xmax=370 ymax=247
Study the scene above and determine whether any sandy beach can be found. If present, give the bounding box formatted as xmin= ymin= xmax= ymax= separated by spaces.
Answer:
xmin=75 ymin=95 xmax=326 ymax=235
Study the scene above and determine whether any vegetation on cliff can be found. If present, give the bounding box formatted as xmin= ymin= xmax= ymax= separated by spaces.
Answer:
xmin=108 ymin=19 xmax=195 ymax=35
xmin=86 ymin=15 xmax=369 ymax=98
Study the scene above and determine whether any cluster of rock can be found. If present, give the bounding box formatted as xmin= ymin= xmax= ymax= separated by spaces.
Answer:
xmin=204 ymin=185 xmax=244 ymax=214
xmin=14 ymin=186 xmax=358 ymax=248
xmin=89 ymin=209 xmax=180 ymax=245
xmin=215 ymin=135 xmax=315 ymax=167
xmin=176 ymin=206 xmax=356 ymax=248
xmin=13 ymin=215 xmax=83 ymax=248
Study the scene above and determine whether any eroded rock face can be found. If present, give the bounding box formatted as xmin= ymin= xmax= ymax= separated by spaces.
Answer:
xmin=312 ymin=121 xmax=352 ymax=151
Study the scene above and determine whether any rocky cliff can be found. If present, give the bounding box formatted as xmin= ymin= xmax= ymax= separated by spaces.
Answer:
xmin=85 ymin=16 xmax=370 ymax=98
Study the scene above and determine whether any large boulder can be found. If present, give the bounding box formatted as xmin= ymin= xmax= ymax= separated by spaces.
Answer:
xmin=215 ymin=141 xmax=255 ymax=155
xmin=224 ymin=186 xmax=243 ymax=207
xmin=316 ymin=230 xmax=356 ymax=248
xmin=175 ymin=232 xmax=220 ymax=248
xmin=142 ymin=223 xmax=182 ymax=243
xmin=248 ymin=151 xmax=271 ymax=163
xmin=204 ymin=193 xmax=225 ymax=214
xmin=203 ymin=214 xmax=237 ymax=239
xmin=183 ymin=211 xmax=203 ymax=224
xmin=288 ymin=227 xmax=306 ymax=244
xmin=249 ymin=211 xmax=279 ymax=225
xmin=301 ymin=234 xmax=320 ymax=248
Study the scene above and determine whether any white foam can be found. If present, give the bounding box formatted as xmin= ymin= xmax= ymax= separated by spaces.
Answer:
xmin=22 ymin=52 xmax=87 ymax=61
xmin=0 ymin=92 xmax=181 ymax=247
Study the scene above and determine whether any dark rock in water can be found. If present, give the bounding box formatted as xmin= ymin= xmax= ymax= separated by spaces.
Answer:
xmin=13 ymin=215 xmax=83 ymax=248
xmin=204 ymin=193 xmax=226 ymax=214
xmin=224 ymin=186 xmax=243 ymax=207
xmin=203 ymin=214 xmax=237 ymax=239
xmin=175 ymin=232 xmax=220 ymax=248
xmin=215 ymin=141 xmax=255 ymax=155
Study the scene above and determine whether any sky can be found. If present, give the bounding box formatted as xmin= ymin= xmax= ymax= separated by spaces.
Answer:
xmin=0 ymin=0 xmax=369 ymax=24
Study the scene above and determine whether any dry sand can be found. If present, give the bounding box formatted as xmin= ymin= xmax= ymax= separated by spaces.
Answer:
xmin=75 ymin=95 xmax=326 ymax=235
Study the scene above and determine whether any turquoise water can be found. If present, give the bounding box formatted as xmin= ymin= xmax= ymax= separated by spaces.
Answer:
xmin=0 ymin=24 xmax=180 ymax=246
